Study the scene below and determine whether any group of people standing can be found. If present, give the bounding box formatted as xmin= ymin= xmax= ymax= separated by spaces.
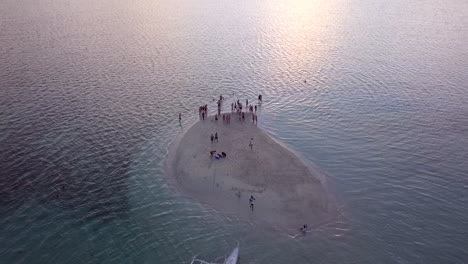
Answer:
xmin=230 ymin=99 xmax=259 ymax=124
xmin=195 ymin=94 xmax=263 ymax=123
xmin=214 ymin=113 xmax=231 ymax=124
xmin=223 ymin=113 xmax=231 ymax=123
xmin=210 ymin=132 xmax=228 ymax=160
xmin=210 ymin=132 xmax=218 ymax=143
xmin=251 ymin=113 xmax=258 ymax=124
xmin=199 ymin=104 xmax=208 ymax=120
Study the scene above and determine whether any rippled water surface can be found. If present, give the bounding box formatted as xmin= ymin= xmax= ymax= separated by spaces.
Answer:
xmin=1 ymin=0 xmax=468 ymax=263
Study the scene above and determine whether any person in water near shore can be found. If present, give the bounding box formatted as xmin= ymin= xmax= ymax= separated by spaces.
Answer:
xmin=179 ymin=113 xmax=181 ymax=121
xmin=249 ymin=138 xmax=254 ymax=150
xmin=300 ymin=224 xmax=308 ymax=234
xmin=249 ymin=195 xmax=256 ymax=211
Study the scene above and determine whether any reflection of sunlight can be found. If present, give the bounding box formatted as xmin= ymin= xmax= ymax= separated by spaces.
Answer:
xmin=261 ymin=0 xmax=338 ymax=75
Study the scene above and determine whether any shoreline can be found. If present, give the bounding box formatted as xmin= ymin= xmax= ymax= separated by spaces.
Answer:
xmin=166 ymin=112 xmax=337 ymax=231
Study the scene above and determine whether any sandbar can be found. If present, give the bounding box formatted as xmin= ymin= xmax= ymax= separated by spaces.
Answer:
xmin=167 ymin=112 xmax=336 ymax=231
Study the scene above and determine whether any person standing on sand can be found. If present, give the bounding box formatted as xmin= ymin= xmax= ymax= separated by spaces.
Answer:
xmin=249 ymin=138 xmax=254 ymax=150
xmin=215 ymin=132 xmax=218 ymax=142
xmin=249 ymin=195 xmax=255 ymax=211
xmin=211 ymin=134 xmax=214 ymax=143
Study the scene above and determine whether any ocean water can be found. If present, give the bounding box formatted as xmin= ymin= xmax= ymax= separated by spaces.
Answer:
xmin=1 ymin=0 xmax=467 ymax=263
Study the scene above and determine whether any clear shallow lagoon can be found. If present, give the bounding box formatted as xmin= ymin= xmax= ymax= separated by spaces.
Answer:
xmin=1 ymin=0 xmax=467 ymax=263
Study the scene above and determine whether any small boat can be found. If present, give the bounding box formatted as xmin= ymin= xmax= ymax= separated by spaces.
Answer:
xmin=190 ymin=243 xmax=239 ymax=264
xmin=224 ymin=244 xmax=239 ymax=264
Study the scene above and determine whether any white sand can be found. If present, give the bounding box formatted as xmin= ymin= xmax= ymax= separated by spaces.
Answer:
xmin=167 ymin=112 xmax=336 ymax=231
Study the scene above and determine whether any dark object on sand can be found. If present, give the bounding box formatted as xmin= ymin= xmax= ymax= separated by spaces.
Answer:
xmin=215 ymin=152 xmax=227 ymax=159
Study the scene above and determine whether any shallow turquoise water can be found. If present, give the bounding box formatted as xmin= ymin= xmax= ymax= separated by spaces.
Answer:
xmin=1 ymin=0 xmax=467 ymax=263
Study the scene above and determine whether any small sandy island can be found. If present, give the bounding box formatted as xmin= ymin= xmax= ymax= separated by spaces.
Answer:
xmin=167 ymin=112 xmax=336 ymax=231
